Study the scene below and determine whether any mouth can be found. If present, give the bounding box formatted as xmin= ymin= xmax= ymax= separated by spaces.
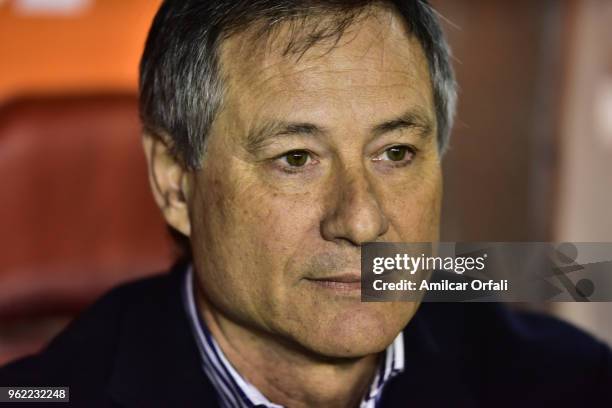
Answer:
xmin=304 ymin=274 xmax=362 ymax=291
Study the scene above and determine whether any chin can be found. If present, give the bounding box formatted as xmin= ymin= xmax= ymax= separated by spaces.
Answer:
xmin=294 ymin=302 xmax=416 ymax=359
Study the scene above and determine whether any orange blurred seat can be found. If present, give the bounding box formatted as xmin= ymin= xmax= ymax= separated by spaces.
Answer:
xmin=0 ymin=94 xmax=175 ymax=364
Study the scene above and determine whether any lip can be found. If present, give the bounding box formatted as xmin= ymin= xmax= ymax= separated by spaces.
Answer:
xmin=304 ymin=274 xmax=362 ymax=291
xmin=312 ymin=274 xmax=361 ymax=283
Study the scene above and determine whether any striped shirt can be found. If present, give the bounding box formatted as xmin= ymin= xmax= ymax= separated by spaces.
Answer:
xmin=182 ymin=266 xmax=405 ymax=408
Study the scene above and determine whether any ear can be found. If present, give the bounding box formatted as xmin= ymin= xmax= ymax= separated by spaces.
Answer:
xmin=142 ymin=132 xmax=191 ymax=236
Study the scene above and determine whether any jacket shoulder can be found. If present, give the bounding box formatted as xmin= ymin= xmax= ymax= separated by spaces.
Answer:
xmin=419 ymin=302 xmax=612 ymax=405
xmin=0 ymin=269 xmax=180 ymax=387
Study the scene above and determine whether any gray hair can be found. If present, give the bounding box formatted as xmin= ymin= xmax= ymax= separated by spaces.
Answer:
xmin=140 ymin=0 xmax=457 ymax=169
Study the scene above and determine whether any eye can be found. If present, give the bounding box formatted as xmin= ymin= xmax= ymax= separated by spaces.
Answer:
xmin=385 ymin=146 xmax=409 ymax=161
xmin=281 ymin=150 xmax=311 ymax=167
xmin=273 ymin=150 xmax=318 ymax=174
xmin=270 ymin=149 xmax=319 ymax=175
xmin=374 ymin=145 xmax=416 ymax=166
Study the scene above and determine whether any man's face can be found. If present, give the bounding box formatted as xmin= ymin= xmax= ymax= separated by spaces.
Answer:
xmin=188 ymin=9 xmax=442 ymax=358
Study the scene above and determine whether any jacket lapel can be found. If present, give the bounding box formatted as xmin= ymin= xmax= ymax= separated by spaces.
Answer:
xmin=379 ymin=305 xmax=476 ymax=407
xmin=107 ymin=262 xmax=220 ymax=407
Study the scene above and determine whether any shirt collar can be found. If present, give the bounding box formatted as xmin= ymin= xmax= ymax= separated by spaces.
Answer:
xmin=182 ymin=265 xmax=404 ymax=408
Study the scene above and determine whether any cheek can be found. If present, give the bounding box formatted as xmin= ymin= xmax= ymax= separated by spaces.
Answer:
xmin=246 ymin=190 xmax=324 ymax=278
xmin=191 ymin=172 xmax=326 ymax=323
xmin=192 ymin=167 xmax=322 ymax=281
xmin=385 ymin=166 xmax=442 ymax=241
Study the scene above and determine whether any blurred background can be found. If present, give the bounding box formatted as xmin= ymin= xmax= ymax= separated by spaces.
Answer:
xmin=0 ymin=0 xmax=610 ymax=365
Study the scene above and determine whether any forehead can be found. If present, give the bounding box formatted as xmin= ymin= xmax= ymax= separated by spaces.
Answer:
xmin=216 ymin=7 xmax=434 ymax=135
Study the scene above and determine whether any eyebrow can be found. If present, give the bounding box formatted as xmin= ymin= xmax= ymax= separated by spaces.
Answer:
xmin=245 ymin=121 xmax=326 ymax=153
xmin=244 ymin=108 xmax=433 ymax=154
xmin=371 ymin=109 xmax=433 ymax=139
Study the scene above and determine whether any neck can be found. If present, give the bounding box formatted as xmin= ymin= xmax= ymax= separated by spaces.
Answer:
xmin=197 ymin=293 xmax=380 ymax=408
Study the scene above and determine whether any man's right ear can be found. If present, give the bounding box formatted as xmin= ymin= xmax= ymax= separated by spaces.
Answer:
xmin=142 ymin=132 xmax=191 ymax=237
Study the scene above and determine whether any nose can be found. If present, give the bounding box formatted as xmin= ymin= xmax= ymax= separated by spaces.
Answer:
xmin=320 ymin=165 xmax=389 ymax=246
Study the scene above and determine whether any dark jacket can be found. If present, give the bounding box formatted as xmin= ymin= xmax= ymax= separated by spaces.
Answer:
xmin=1 ymin=262 xmax=611 ymax=407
